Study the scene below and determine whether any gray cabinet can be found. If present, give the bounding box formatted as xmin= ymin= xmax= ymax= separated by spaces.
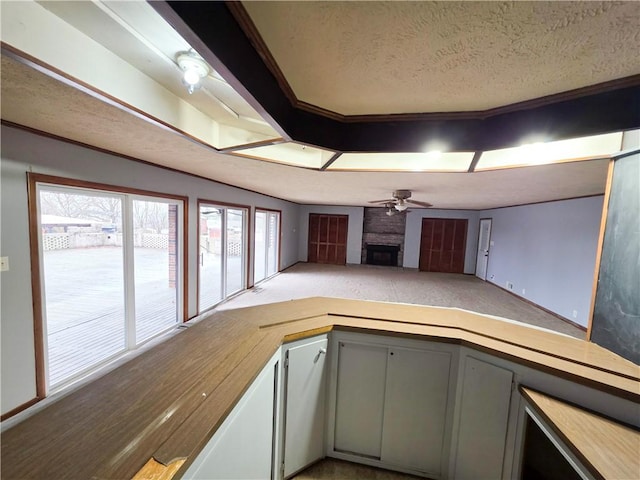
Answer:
xmin=332 ymin=339 xmax=454 ymax=477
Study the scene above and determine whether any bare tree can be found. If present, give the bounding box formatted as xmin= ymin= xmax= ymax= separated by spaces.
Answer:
xmin=39 ymin=191 xmax=122 ymax=225
xmin=133 ymin=201 xmax=168 ymax=233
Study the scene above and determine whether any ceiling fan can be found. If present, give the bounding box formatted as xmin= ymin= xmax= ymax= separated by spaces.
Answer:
xmin=369 ymin=190 xmax=433 ymax=216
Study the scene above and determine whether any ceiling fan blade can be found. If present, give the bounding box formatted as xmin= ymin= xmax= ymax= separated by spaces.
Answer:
xmin=369 ymin=199 xmax=396 ymax=204
xmin=407 ymin=199 xmax=433 ymax=208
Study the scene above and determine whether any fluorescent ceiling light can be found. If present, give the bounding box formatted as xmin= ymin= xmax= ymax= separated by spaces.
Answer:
xmin=327 ymin=151 xmax=474 ymax=172
xmin=231 ymin=142 xmax=335 ymax=169
xmin=477 ymin=132 xmax=623 ymax=170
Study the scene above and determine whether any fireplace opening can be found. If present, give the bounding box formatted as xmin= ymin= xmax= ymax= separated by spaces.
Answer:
xmin=366 ymin=244 xmax=400 ymax=267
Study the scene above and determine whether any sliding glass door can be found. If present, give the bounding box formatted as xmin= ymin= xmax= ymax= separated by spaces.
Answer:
xmin=132 ymin=199 xmax=180 ymax=343
xmin=36 ymin=183 xmax=183 ymax=390
xmin=198 ymin=202 xmax=248 ymax=312
xmin=254 ymin=209 xmax=280 ymax=284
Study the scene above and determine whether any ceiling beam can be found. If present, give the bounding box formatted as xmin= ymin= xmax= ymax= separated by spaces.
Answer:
xmin=320 ymin=152 xmax=343 ymax=171
xmin=467 ymin=152 xmax=483 ymax=173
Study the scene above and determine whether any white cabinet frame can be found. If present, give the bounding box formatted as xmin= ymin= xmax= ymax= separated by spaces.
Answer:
xmin=326 ymin=331 xmax=460 ymax=478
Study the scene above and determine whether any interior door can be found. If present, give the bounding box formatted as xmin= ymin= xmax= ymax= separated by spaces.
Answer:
xmin=475 ymin=218 xmax=492 ymax=280
xmin=419 ymin=218 xmax=467 ymax=273
xmin=283 ymin=337 xmax=328 ymax=477
xmin=308 ymin=214 xmax=348 ymax=265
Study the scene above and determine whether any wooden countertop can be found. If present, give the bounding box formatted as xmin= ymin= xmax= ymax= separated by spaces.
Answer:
xmin=521 ymin=387 xmax=640 ymax=480
xmin=1 ymin=297 xmax=638 ymax=480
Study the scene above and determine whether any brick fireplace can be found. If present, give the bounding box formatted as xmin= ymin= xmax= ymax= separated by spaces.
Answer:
xmin=361 ymin=207 xmax=406 ymax=267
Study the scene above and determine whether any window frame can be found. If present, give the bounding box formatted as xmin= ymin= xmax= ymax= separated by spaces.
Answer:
xmin=254 ymin=207 xmax=281 ymax=285
xmin=27 ymin=173 xmax=188 ymax=397
xmin=196 ymin=198 xmax=250 ymax=314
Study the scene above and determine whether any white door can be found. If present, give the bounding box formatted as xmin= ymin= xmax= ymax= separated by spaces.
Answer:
xmin=283 ymin=337 xmax=328 ymax=477
xmin=475 ymin=218 xmax=492 ymax=280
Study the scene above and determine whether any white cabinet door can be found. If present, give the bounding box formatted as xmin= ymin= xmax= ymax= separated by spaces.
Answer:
xmin=283 ymin=337 xmax=329 ymax=477
xmin=182 ymin=353 xmax=279 ymax=480
xmin=334 ymin=342 xmax=388 ymax=458
xmin=382 ymin=348 xmax=451 ymax=476
xmin=453 ymin=356 xmax=514 ymax=480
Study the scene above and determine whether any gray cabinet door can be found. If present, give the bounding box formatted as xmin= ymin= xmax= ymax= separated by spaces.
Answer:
xmin=284 ymin=337 xmax=329 ymax=477
xmin=334 ymin=342 xmax=388 ymax=458
xmin=453 ymin=356 xmax=513 ymax=480
xmin=382 ymin=347 xmax=452 ymax=475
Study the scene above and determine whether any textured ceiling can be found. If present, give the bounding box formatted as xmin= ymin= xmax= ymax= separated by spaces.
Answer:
xmin=2 ymin=0 xmax=629 ymax=210
xmin=242 ymin=1 xmax=640 ymax=115
xmin=1 ymin=54 xmax=609 ymax=210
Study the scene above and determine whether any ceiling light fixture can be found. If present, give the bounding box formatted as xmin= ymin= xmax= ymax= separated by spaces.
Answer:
xmin=176 ymin=51 xmax=209 ymax=94
xmin=394 ymin=201 xmax=408 ymax=211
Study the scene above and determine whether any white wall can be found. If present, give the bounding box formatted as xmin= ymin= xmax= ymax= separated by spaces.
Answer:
xmin=298 ymin=205 xmax=364 ymax=265
xmin=403 ymin=209 xmax=480 ymax=273
xmin=481 ymin=196 xmax=604 ymax=327
xmin=0 ymin=125 xmax=300 ymax=415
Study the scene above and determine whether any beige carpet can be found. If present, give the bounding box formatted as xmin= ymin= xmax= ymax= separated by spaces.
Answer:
xmin=292 ymin=458 xmax=422 ymax=480
xmin=219 ymin=263 xmax=584 ymax=338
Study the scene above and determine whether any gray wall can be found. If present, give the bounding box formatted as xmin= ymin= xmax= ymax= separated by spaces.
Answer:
xmin=298 ymin=205 xmax=364 ymax=265
xmin=480 ymin=196 xmax=604 ymax=327
xmin=591 ymin=132 xmax=639 ymax=363
xmin=403 ymin=209 xmax=480 ymax=273
xmin=0 ymin=125 xmax=300 ymax=414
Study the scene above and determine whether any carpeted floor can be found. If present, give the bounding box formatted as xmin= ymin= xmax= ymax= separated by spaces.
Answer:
xmin=219 ymin=263 xmax=584 ymax=338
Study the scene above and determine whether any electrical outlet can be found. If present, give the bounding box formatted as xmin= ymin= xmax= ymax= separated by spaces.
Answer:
xmin=0 ymin=256 xmax=9 ymax=272
xmin=522 ymin=288 xmax=526 ymax=295
xmin=490 ymin=274 xmax=495 ymax=280
xmin=572 ymin=310 xmax=578 ymax=318
xmin=506 ymin=281 xmax=513 ymax=290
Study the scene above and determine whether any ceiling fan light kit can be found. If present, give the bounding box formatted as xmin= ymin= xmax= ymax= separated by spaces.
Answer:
xmin=370 ymin=189 xmax=433 ymax=213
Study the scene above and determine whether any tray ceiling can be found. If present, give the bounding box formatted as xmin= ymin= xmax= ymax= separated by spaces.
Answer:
xmin=242 ymin=1 xmax=640 ymax=115
xmin=1 ymin=1 xmax=637 ymax=210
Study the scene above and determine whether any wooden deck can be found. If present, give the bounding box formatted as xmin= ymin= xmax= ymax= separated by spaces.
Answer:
xmin=43 ymin=247 xmax=179 ymax=387
xmin=43 ymin=247 xmax=244 ymax=387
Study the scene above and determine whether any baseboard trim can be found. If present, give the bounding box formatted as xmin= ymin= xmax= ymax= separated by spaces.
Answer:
xmin=281 ymin=261 xmax=302 ymax=273
xmin=489 ymin=282 xmax=587 ymax=332
xmin=1 ymin=396 xmax=41 ymax=422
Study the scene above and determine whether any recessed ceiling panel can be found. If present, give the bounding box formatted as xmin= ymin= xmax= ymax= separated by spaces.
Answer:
xmin=242 ymin=1 xmax=640 ymax=115
xmin=328 ymin=152 xmax=474 ymax=172
xmin=476 ymin=132 xmax=623 ymax=171
xmin=27 ymin=0 xmax=279 ymax=146
xmin=231 ymin=142 xmax=335 ymax=169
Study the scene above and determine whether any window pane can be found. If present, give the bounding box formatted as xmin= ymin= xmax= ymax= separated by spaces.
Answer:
xmin=40 ymin=189 xmax=125 ymax=388
xmin=133 ymin=200 xmax=179 ymax=343
xmin=226 ymin=208 xmax=245 ymax=295
xmin=199 ymin=205 xmax=223 ymax=311
xmin=267 ymin=213 xmax=279 ymax=277
xmin=254 ymin=211 xmax=267 ymax=283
